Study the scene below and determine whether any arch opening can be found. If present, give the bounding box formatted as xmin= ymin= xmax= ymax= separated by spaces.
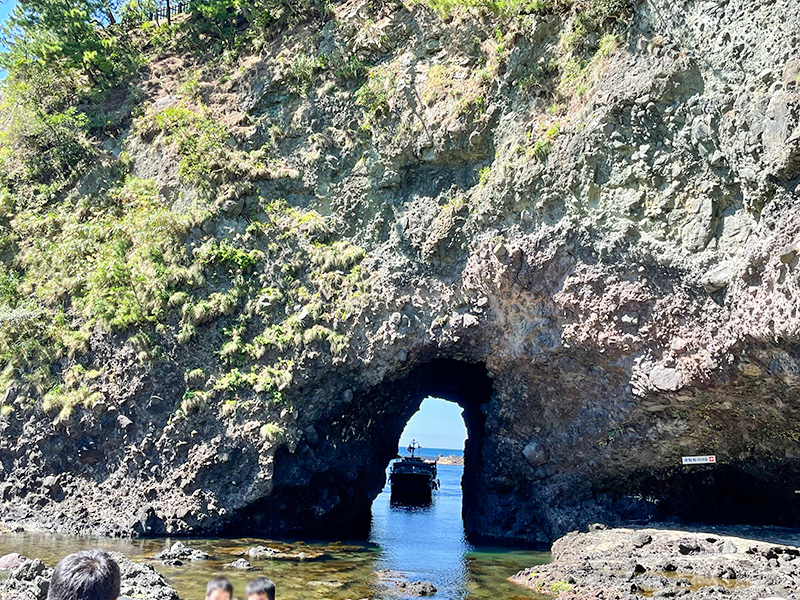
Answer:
xmin=380 ymin=396 xmax=468 ymax=512
xmin=232 ymin=359 xmax=494 ymax=540
xmin=367 ymin=397 xmax=473 ymax=593
xmin=359 ymin=359 xmax=493 ymax=541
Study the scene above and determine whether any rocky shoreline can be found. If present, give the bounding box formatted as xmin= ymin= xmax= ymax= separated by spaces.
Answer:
xmin=4 ymin=526 xmax=800 ymax=600
xmin=511 ymin=526 xmax=800 ymax=599
xmin=436 ymin=455 xmax=464 ymax=466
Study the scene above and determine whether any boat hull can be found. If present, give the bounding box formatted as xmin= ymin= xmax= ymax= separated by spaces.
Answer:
xmin=389 ymin=472 xmax=434 ymax=500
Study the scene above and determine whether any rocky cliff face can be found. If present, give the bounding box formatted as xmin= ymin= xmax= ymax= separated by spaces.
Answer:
xmin=1 ymin=0 xmax=799 ymax=544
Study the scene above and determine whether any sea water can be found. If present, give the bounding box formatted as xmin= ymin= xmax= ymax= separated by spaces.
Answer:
xmin=0 ymin=452 xmax=551 ymax=600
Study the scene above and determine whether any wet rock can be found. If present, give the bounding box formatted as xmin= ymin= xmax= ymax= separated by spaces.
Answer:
xmin=401 ymin=581 xmax=437 ymax=596
xmin=632 ymin=533 xmax=652 ymax=548
xmin=239 ymin=546 xmax=326 ymax=561
xmin=154 ymin=541 xmax=210 ymax=564
xmin=227 ymin=558 xmax=254 ymax=570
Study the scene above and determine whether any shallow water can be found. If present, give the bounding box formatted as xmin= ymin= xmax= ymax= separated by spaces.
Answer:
xmin=0 ymin=462 xmax=551 ymax=600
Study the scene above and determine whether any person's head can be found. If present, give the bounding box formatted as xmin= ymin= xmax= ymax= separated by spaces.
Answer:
xmin=205 ymin=577 xmax=234 ymax=600
xmin=47 ymin=549 xmax=121 ymax=600
xmin=246 ymin=577 xmax=275 ymax=600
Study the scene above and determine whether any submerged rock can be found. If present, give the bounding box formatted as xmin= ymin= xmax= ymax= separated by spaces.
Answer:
xmin=239 ymin=545 xmax=326 ymax=561
xmin=399 ymin=581 xmax=437 ymax=596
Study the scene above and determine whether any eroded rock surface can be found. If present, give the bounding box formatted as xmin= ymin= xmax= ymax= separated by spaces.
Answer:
xmin=511 ymin=527 xmax=800 ymax=599
xmin=0 ymin=559 xmax=51 ymax=600
xmin=154 ymin=541 xmax=211 ymax=565
xmin=0 ymin=0 xmax=799 ymax=544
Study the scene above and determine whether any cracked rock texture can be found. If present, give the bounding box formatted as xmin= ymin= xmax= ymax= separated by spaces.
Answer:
xmin=511 ymin=526 xmax=800 ymax=599
xmin=1 ymin=0 xmax=800 ymax=544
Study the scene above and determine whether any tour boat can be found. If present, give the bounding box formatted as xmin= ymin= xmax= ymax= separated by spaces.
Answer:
xmin=390 ymin=440 xmax=438 ymax=501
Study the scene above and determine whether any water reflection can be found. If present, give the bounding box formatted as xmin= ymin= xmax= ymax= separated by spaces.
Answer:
xmin=369 ymin=462 xmax=549 ymax=600
xmin=388 ymin=499 xmax=434 ymax=511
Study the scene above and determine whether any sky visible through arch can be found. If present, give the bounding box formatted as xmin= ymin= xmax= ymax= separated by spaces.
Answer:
xmin=399 ymin=397 xmax=467 ymax=451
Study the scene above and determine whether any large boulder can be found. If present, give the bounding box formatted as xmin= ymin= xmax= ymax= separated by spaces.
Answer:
xmin=112 ymin=553 xmax=180 ymax=600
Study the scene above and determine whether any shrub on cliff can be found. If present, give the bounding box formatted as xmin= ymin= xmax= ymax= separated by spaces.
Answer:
xmin=0 ymin=0 xmax=144 ymax=204
xmin=0 ymin=0 xmax=140 ymax=92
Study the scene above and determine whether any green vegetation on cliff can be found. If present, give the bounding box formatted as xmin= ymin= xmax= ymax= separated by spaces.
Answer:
xmin=0 ymin=0 xmax=631 ymax=421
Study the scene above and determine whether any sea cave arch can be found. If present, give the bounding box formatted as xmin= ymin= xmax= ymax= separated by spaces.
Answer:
xmin=222 ymin=350 xmax=800 ymax=544
xmin=233 ymin=358 xmax=494 ymax=540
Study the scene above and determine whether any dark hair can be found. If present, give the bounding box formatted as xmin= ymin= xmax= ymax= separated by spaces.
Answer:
xmin=246 ymin=577 xmax=275 ymax=600
xmin=47 ymin=550 xmax=121 ymax=600
xmin=206 ymin=577 xmax=234 ymax=599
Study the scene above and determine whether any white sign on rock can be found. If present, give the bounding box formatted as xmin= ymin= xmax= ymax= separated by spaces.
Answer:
xmin=682 ymin=455 xmax=716 ymax=465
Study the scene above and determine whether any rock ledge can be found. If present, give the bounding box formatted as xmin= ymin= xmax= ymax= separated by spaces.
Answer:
xmin=511 ymin=527 xmax=800 ymax=599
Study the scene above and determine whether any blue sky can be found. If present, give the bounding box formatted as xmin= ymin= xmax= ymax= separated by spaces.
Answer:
xmin=0 ymin=1 xmax=13 ymax=79
xmin=0 ymin=1 xmax=14 ymax=25
xmin=399 ymin=397 xmax=467 ymax=451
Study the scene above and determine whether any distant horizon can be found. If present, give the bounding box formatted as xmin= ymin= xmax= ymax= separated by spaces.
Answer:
xmin=398 ymin=444 xmax=464 ymax=452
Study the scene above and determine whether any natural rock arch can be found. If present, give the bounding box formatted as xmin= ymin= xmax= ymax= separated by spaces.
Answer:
xmin=227 ymin=358 xmax=494 ymax=540
xmin=222 ymin=350 xmax=800 ymax=544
